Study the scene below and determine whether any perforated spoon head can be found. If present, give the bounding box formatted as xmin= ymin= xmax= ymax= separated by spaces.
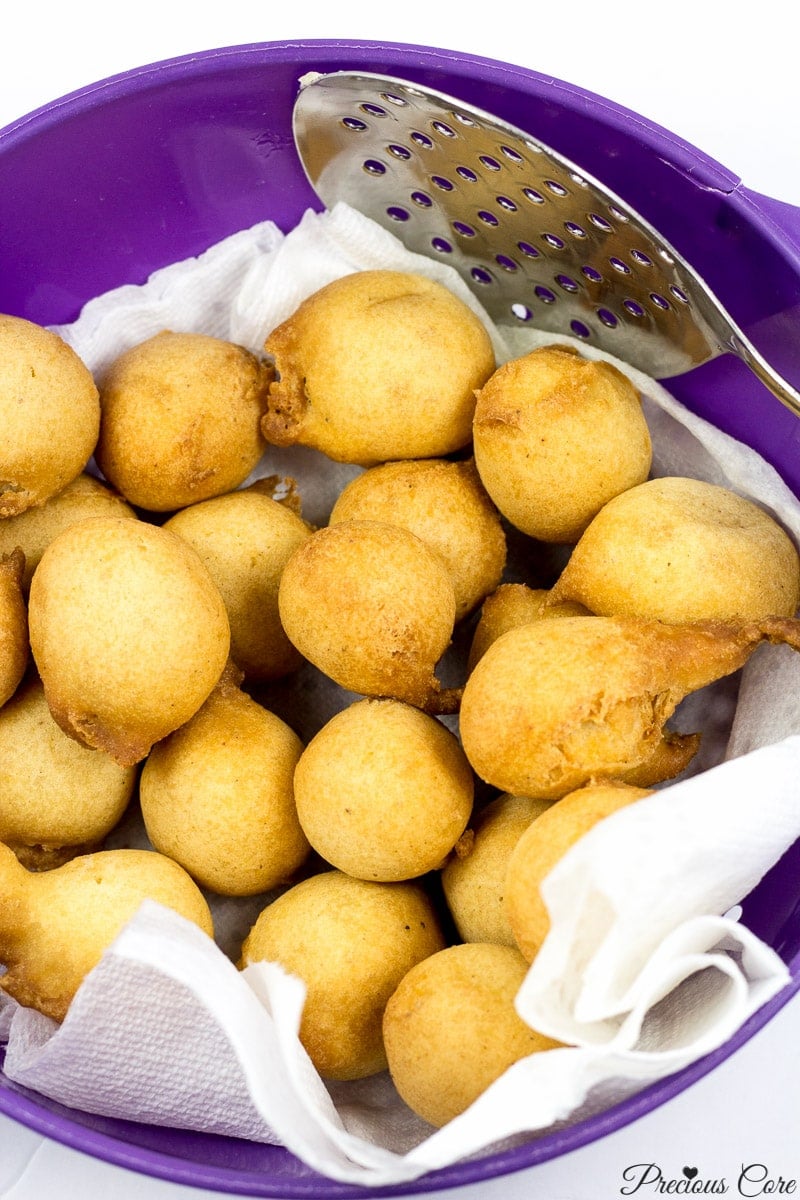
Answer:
xmin=293 ymin=71 xmax=800 ymax=416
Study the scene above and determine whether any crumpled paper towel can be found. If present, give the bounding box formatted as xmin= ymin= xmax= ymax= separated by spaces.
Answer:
xmin=3 ymin=202 xmax=800 ymax=1187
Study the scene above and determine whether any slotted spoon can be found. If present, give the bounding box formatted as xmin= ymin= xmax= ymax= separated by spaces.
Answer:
xmin=293 ymin=70 xmax=800 ymax=418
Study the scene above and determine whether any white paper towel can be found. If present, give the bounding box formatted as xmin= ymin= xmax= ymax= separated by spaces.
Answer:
xmin=2 ymin=202 xmax=800 ymax=1186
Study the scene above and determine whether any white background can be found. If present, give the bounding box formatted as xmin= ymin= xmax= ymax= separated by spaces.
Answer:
xmin=2 ymin=2 xmax=800 ymax=1197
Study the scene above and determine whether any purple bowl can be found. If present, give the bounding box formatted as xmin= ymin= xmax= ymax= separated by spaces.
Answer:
xmin=2 ymin=38 xmax=800 ymax=1197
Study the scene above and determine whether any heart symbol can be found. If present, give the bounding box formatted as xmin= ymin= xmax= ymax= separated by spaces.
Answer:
xmin=683 ymin=1167 xmax=699 ymax=1180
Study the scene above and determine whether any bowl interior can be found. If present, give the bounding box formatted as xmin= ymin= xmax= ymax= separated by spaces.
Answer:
xmin=2 ymin=37 xmax=800 ymax=1197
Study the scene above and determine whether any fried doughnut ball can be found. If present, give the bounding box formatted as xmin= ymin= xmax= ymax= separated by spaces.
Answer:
xmin=329 ymin=458 xmax=506 ymax=621
xmin=239 ymin=870 xmax=446 ymax=1080
xmin=0 ymin=549 xmax=27 ymax=707
xmin=0 ymin=843 xmax=214 ymax=1021
xmin=383 ymin=942 xmax=561 ymax=1127
xmin=96 ymin=330 xmax=272 ymax=511
xmin=164 ymin=485 xmax=312 ymax=682
xmin=467 ymin=583 xmax=587 ymax=672
xmin=261 ymin=270 xmax=496 ymax=465
xmin=551 ymin=476 xmax=800 ymax=622
xmin=0 ymin=315 xmax=100 ymax=517
xmin=28 ymin=516 xmax=230 ymax=766
xmin=278 ymin=520 xmax=459 ymax=713
xmin=0 ymin=473 xmax=138 ymax=594
xmin=459 ymin=614 xmax=800 ymax=799
xmin=140 ymin=672 xmax=309 ymax=896
xmin=441 ymin=794 xmax=554 ymax=946
xmin=0 ymin=676 xmax=136 ymax=869
xmin=472 ymin=345 xmax=652 ymax=542
xmin=505 ymin=782 xmax=650 ymax=962
xmin=294 ymin=698 xmax=474 ymax=881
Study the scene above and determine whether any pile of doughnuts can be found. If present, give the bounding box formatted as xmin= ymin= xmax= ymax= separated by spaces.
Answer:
xmin=1 ymin=268 xmax=799 ymax=1128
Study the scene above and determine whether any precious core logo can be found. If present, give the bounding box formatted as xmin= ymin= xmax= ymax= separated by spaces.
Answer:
xmin=619 ymin=1163 xmax=798 ymax=1195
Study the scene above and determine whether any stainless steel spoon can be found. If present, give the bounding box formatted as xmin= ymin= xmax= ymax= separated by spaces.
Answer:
xmin=293 ymin=70 xmax=800 ymax=419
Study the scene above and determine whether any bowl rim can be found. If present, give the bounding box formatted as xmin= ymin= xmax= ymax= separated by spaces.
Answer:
xmin=0 ymin=35 xmax=740 ymax=191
